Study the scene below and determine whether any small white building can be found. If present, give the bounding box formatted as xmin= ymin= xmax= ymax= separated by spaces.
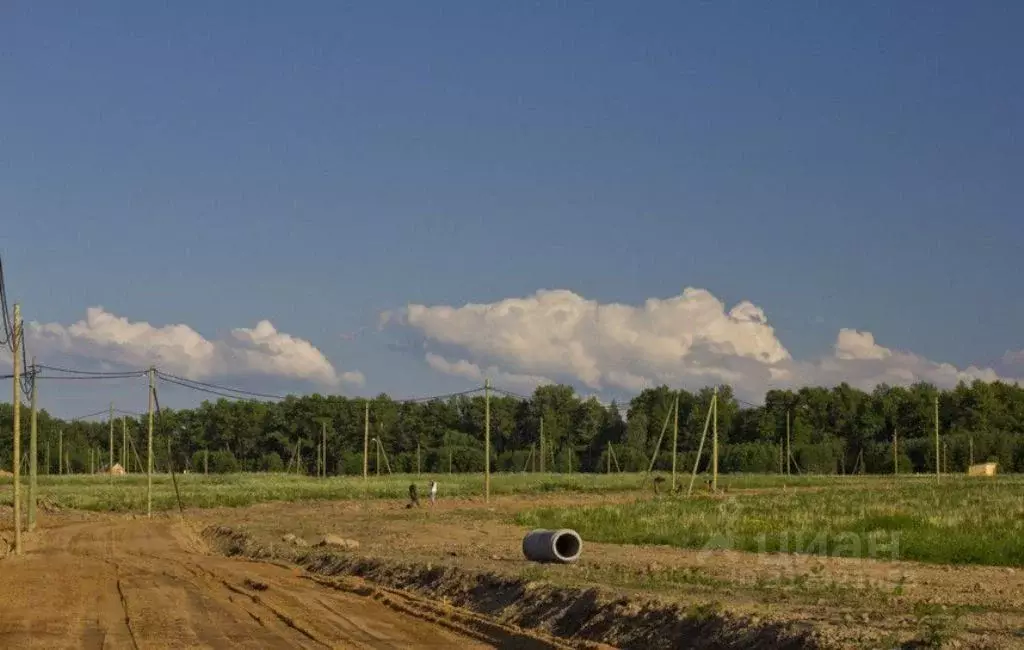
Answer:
xmin=967 ymin=462 xmax=997 ymax=477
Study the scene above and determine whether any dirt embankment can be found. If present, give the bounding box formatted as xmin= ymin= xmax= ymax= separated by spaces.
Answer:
xmin=204 ymin=525 xmax=823 ymax=650
xmin=0 ymin=515 xmax=572 ymax=649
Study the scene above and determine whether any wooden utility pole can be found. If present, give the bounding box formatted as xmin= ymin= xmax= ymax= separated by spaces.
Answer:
xmin=58 ymin=429 xmax=63 ymax=476
xmin=686 ymin=399 xmax=715 ymax=496
xmin=893 ymin=426 xmax=898 ymax=476
xmin=786 ymin=408 xmax=792 ymax=476
xmin=29 ymin=357 xmax=38 ymax=531
xmin=122 ymin=417 xmax=128 ymax=473
xmin=147 ymin=368 xmax=155 ymax=517
xmin=11 ymin=303 xmax=22 ymax=554
xmin=484 ymin=378 xmax=491 ymax=503
xmin=969 ymin=436 xmax=974 ymax=467
xmin=671 ymin=392 xmax=679 ymax=491
xmin=934 ymin=395 xmax=940 ymax=481
xmin=362 ymin=401 xmax=369 ymax=480
xmin=108 ymin=402 xmax=114 ymax=473
xmin=606 ymin=441 xmax=611 ymax=474
xmin=539 ymin=416 xmax=545 ymax=473
xmin=313 ymin=418 xmax=330 ymax=478
xmin=375 ymin=437 xmax=380 ymax=476
xmin=712 ymin=387 xmax=719 ymax=492
xmin=45 ymin=441 xmax=50 ymax=476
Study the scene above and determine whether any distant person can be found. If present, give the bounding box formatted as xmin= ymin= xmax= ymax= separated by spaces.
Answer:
xmin=408 ymin=483 xmax=420 ymax=508
xmin=653 ymin=475 xmax=665 ymax=494
xmin=429 ymin=480 xmax=438 ymax=505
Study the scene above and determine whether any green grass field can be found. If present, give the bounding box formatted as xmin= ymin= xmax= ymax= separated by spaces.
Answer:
xmin=5 ymin=471 xmax=1021 ymax=567
xmin=518 ymin=475 xmax=1024 ymax=566
xmin=0 ymin=471 xmax=854 ymax=512
xmin=0 ymin=471 xmax=655 ymax=512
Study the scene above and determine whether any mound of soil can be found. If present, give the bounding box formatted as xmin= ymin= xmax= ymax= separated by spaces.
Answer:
xmin=204 ymin=525 xmax=823 ymax=650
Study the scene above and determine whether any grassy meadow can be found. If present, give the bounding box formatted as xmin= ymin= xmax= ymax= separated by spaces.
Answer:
xmin=4 ymin=470 xmax=1022 ymax=567
xmin=0 ymin=470 xmax=658 ymax=512
xmin=0 ymin=470 xmax=857 ymax=512
xmin=518 ymin=474 xmax=1024 ymax=566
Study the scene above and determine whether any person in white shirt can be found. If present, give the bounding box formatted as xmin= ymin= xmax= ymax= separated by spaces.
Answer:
xmin=429 ymin=480 xmax=438 ymax=505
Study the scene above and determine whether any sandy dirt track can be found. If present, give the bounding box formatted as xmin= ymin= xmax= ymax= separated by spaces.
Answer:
xmin=0 ymin=515 xmax=561 ymax=649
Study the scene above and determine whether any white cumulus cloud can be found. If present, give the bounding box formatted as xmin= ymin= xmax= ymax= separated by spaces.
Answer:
xmin=23 ymin=307 xmax=360 ymax=387
xmin=425 ymin=352 xmax=551 ymax=393
xmin=392 ymin=288 xmax=1017 ymax=400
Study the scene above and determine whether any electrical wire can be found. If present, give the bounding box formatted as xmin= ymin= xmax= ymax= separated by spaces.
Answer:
xmin=490 ymin=386 xmax=531 ymax=400
xmin=34 ymin=373 xmax=147 ymax=381
xmin=67 ymin=408 xmax=113 ymax=422
xmin=0 ymin=255 xmax=13 ymax=349
xmin=392 ymin=387 xmax=484 ymax=404
xmin=0 ymin=256 xmax=31 ymax=397
xmin=157 ymin=374 xmax=282 ymax=402
xmin=155 ymin=371 xmax=286 ymax=400
xmin=36 ymin=364 xmax=146 ymax=377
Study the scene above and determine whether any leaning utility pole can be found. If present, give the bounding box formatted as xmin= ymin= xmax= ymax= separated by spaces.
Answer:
xmin=712 ymin=387 xmax=719 ymax=492
xmin=122 ymin=417 xmax=128 ymax=473
xmin=109 ymin=402 xmax=114 ymax=473
xmin=484 ymin=378 xmax=491 ymax=503
xmin=29 ymin=357 xmax=38 ymax=531
xmin=671 ymin=391 xmax=680 ymax=491
xmin=11 ymin=304 xmax=22 ymax=554
xmin=147 ymin=368 xmax=155 ymax=517
xmin=363 ymin=401 xmax=369 ymax=480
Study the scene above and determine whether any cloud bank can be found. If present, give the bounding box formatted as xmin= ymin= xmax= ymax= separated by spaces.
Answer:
xmin=389 ymin=288 xmax=1017 ymax=400
xmin=25 ymin=307 xmax=362 ymax=387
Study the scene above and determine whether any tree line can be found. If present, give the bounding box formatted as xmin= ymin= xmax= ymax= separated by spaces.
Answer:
xmin=2 ymin=379 xmax=1024 ymax=475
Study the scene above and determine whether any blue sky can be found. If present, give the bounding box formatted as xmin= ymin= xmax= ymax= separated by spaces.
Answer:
xmin=2 ymin=2 xmax=1022 ymax=417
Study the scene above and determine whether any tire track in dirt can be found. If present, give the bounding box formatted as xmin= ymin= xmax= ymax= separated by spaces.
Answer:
xmin=0 ymin=516 xmax=530 ymax=649
xmin=115 ymin=577 xmax=141 ymax=650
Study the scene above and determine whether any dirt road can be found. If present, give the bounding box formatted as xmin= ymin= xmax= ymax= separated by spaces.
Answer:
xmin=0 ymin=515 xmax=560 ymax=649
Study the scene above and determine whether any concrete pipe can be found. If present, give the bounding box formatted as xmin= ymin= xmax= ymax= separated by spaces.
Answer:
xmin=521 ymin=529 xmax=583 ymax=564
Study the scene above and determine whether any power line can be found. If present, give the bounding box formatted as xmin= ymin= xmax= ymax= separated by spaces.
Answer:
xmin=392 ymin=387 xmax=484 ymax=404
xmin=35 ymin=373 xmax=146 ymax=381
xmin=36 ymin=364 xmax=146 ymax=377
xmin=155 ymin=371 xmax=287 ymax=400
xmin=156 ymin=374 xmax=282 ymax=402
xmin=68 ymin=408 xmax=113 ymax=422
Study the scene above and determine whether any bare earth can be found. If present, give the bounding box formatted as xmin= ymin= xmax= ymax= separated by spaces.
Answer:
xmin=0 ymin=512 xmax=566 ymax=649
xmin=4 ymin=491 xmax=1024 ymax=648
xmin=192 ymin=493 xmax=1024 ymax=649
